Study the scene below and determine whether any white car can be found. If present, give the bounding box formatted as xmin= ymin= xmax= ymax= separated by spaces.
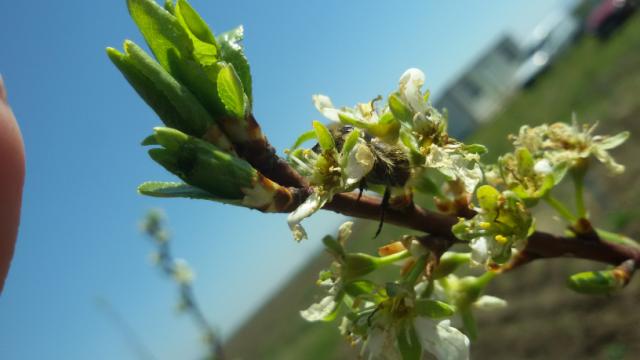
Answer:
xmin=515 ymin=12 xmax=580 ymax=88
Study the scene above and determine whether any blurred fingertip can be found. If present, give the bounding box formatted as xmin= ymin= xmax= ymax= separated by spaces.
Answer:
xmin=0 ymin=75 xmax=6 ymax=103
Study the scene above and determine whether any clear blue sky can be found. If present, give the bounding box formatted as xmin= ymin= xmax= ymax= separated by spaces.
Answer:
xmin=0 ymin=0 xmax=573 ymax=358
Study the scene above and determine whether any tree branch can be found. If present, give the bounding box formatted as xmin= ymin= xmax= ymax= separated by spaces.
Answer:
xmin=246 ymin=113 xmax=640 ymax=268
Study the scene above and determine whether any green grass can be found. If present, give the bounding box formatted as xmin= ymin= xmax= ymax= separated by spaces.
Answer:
xmin=225 ymin=17 xmax=640 ymax=360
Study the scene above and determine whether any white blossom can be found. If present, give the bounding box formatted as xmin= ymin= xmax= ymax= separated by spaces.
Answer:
xmin=312 ymin=94 xmax=340 ymax=122
xmin=345 ymin=142 xmax=375 ymax=186
xmin=287 ymin=191 xmax=329 ymax=241
xmin=426 ymin=145 xmax=482 ymax=195
xmin=473 ymin=295 xmax=507 ymax=311
xmin=300 ymin=295 xmax=338 ymax=322
xmin=398 ymin=68 xmax=427 ymax=113
xmin=414 ymin=318 xmax=470 ymax=360
xmin=172 ymin=259 xmax=195 ymax=284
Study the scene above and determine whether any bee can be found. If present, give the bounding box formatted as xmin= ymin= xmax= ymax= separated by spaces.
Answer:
xmin=314 ymin=125 xmax=411 ymax=237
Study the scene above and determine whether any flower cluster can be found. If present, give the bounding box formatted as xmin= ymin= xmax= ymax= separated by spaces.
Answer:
xmin=452 ymin=185 xmax=533 ymax=266
xmin=511 ymin=120 xmax=629 ymax=176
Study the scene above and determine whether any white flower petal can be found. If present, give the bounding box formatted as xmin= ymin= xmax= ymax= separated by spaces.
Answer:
xmin=470 ymin=236 xmax=489 ymax=265
xmin=287 ymin=191 xmax=328 ymax=241
xmin=345 ymin=143 xmax=375 ymax=186
xmin=533 ymin=159 xmax=552 ymax=175
xmin=414 ymin=318 xmax=470 ymax=360
xmin=473 ymin=295 xmax=507 ymax=311
xmin=172 ymin=259 xmax=195 ymax=284
xmin=300 ymin=295 xmax=337 ymax=322
xmin=597 ymin=131 xmax=629 ymax=150
xmin=312 ymin=94 xmax=341 ymax=122
xmin=338 ymin=221 xmax=354 ymax=245
xmin=399 ymin=68 xmax=427 ymax=113
xmin=366 ymin=326 xmax=401 ymax=360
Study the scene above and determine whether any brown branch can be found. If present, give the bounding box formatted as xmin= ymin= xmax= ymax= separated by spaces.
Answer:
xmin=247 ymin=114 xmax=640 ymax=268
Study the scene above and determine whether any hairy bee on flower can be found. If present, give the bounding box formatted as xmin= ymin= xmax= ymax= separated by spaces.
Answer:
xmin=313 ymin=125 xmax=412 ymax=237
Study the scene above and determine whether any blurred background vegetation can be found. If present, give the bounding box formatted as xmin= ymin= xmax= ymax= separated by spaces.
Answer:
xmin=225 ymin=10 xmax=640 ymax=360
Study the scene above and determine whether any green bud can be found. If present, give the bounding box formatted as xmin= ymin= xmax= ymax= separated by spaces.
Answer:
xmin=148 ymin=127 xmax=256 ymax=199
xmin=313 ymin=120 xmax=335 ymax=151
xmin=432 ymin=252 xmax=471 ymax=279
xmin=476 ymin=185 xmax=500 ymax=212
xmin=567 ymin=269 xmax=625 ymax=295
xmin=463 ymin=143 xmax=488 ymax=155
xmin=343 ymin=253 xmax=379 ymax=278
xmin=343 ymin=280 xmax=381 ymax=300
xmin=322 ymin=235 xmax=345 ymax=258
xmin=515 ymin=147 xmax=534 ymax=175
xmin=388 ymin=92 xmax=413 ymax=123
xmin=415 ymin=299 xmax=455 ymax=318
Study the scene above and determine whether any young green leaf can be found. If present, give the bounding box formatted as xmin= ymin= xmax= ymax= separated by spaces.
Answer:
xmin=138 ymin=181 xmax=228 ymax=201
xmin=415 ymin=299 xmax=455 ymax=318
xmin=217 ymin=63 xmax=246 ymax=119
xmin=388 ymin=92 xmax=413 ymax=123
xmin=290 ymin=130 xmax=317 ymax=150
xmin=175 ymin=0 xmax=218 ymax=66
xmin=121 ymin=41 xmax=214 ymax=137
xmin=127 ymin=0 xmax=193 ymax=72
xmin=397 ymin=325 xmax=422 ymax=360
xmin=107 ymin=47 xmax=186 ymax=132
xmin=217 ymin=26 xmax=252 ymax=104
xmin=322 ymin=235 xmax=345 ymax=258
xmin=312 ymin=120 xmax=335 ymax=151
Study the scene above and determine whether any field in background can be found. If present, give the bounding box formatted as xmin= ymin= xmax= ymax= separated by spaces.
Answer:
xmin=225 ymin=16 xmax=640 ymax=359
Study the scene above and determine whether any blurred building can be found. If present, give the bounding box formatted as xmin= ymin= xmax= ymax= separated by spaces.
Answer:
xmin=435 ymin=35 xmax=522 ymax=138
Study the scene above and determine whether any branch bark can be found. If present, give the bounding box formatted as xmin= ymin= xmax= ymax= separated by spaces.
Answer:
xmin=246 ymin=113 xmax=640 ymax=268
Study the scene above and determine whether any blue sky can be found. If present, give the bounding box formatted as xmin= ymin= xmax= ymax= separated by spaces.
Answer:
xmin=0 ymin=0 xmax=573 ymax=358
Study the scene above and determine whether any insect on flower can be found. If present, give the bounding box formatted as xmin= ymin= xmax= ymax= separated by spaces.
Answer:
xmin=313 ymin=125 xmax=412 ymax=237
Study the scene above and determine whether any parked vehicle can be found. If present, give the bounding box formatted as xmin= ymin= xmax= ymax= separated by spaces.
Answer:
xmin=514 ymin=11 xmax=580 ymax=88
xmin=587 ymin=0 xmax=637 ymax=39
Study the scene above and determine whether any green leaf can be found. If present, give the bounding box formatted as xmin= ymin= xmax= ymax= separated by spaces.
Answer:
xmin=415 ymin=299 xmax=455 ymax=318
xmin=599 ymin=131 xmax=629 ymax=150
xmin=108 ymin=47 xmax=184 ymax=131
xmin=217 ymin=26 xmax=252 ymax=104
xmin=163 ymin=0 xmax=175 ymax=14
xmin=138 ymin=181 xmax=225 ymax=201
xmin=290 ymin=130 xmax=316 ymax=150
xmin=322 ymin=235 xmax=345 ymax=258
xmin=388 ymin=92 xmax=413 ymax=123
xmin=148 ymin=128 xmax=256 ymax=199
xmin=141 ymin=134 xmax=159 ymax=146
xmin=339 ymin=128 xmax=361 ymax=167
xmin=217 ymin=63 xmax=246 ymax=119
xmin=175 ymin=0 xmax=218 ymax=66
xmin=515 ymin=147 xmax=534 ymax=175
xmin=412 ymin=172 xmax=440 ymax=196
xmin=343 ymin=280 xmax=382 ymax=300
xmin=119 ymin=41 xmax=216 ymax=137
xmin=343 ymin=253 xmax=379 ymax=278
xmin=432 ymin=252 xmax=471 ymax=279
xmin=312 ymin=120 xmax=335 ymax=151
xmin=476 ymin=185 xmax=500 ymax=211
xmin=460 ymin=308 xmax=478 ymax=340
xmin=397 ymin=325 xmax=422 ymax=360
xmin=127 ymin=0 xmax=193 ymax=72
xmin=463 ymin=143 xmax=488 ymax=155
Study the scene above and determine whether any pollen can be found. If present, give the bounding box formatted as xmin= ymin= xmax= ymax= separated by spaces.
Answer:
xmin=479 ymin=222 xmax=491 ymax=229
xmin=494 ymin=234 xmax=508 ymax=244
